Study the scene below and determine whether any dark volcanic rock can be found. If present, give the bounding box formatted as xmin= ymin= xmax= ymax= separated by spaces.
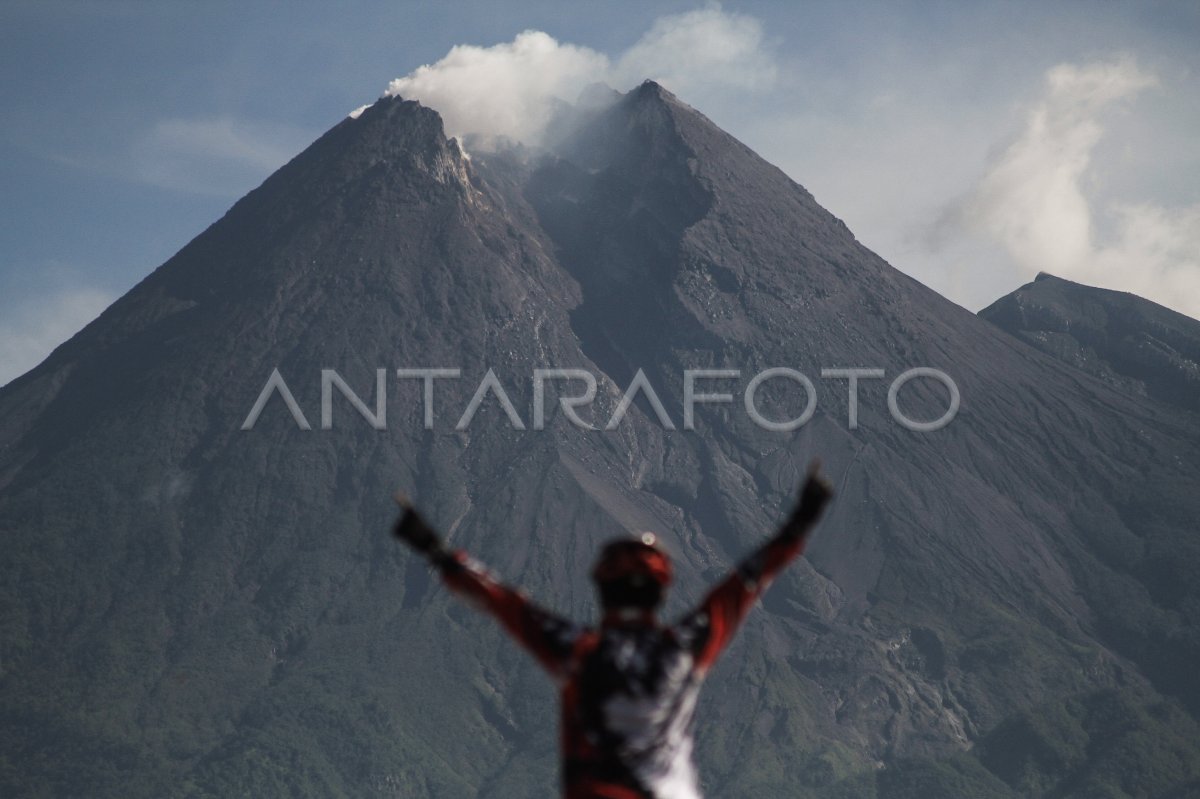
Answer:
xmin=980 ymin=272 xmax=1200 ymax=414
xmin=2 ymin=85 xmax=1199 ymax=798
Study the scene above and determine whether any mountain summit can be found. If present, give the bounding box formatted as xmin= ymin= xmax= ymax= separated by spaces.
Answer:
xmin=981 ymin=272 xmax=1200 ymax=413
xmin=2 ymin=83 xmax=1199 ymax=798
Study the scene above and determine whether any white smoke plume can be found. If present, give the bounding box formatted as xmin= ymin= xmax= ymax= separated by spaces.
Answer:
xmin=612 ymin=7 xmax=778 ymax=99
xmin=382 ymin=5 xmax=776 ymax=147
xmin=957 ymin=57 xmax=1200 ymax=318
xmin=385 ymin=31 xmax=607 ymax=146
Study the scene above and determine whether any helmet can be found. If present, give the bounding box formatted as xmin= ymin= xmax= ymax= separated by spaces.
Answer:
xmin=592 ymin=532 xmax=673 ymax=589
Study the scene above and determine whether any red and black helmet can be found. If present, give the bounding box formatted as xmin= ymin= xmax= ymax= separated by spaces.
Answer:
xmin=591 ymin=532 xmax=672 ymax=588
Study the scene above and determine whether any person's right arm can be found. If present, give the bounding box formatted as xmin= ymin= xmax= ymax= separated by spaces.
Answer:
xmin=392 ymin=497 xmax=582 ymax=679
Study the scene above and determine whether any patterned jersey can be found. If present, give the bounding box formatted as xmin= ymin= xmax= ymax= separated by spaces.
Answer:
xmin=436 ymin=525 xmax=809 ymax=799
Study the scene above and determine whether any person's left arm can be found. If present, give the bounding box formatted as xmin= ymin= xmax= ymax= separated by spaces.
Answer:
xmin=676 ymin=464 xmax=834 ymax=670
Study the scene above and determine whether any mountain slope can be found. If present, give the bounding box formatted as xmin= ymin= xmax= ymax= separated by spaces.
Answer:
xmin=2 ymin=84 xmax=1199 ymax=798
xmin=980 ymin=272 xmax=1200 ymax=414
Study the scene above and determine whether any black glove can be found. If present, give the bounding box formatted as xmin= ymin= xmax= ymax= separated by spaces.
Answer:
xmin=392 ymin=493 xmax=445 ymax=559
xmin=790 ymin=461 xmax=834 ymax=529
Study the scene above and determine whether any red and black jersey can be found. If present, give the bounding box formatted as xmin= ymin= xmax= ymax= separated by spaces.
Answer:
xmin=436 ymin=528 xmax=808 ymax=799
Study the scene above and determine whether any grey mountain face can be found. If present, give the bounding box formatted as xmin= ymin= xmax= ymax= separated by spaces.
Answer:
xmin=980 ymin=272 xmax=1200 ymax=414
xmin=2 ymin=83 xmax=1199 ymax=798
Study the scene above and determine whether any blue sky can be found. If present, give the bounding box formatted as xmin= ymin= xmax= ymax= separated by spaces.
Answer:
xmin=2 ymin=1 xmax=1198 ymax=384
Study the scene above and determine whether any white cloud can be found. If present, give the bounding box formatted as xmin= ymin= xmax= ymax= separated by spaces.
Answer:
xmin=134 ymin=116 xmax=312 ymax=196
xmin=383 ymin=5 xmax=776 ymax=147
xmin=1091 ymin=201 xmax=1200 ymax=313
xmin=951 ymin=57 xmax=1200 ymax=318
xmin=612 ymin=6 xmax=776 ymax=98
xmin=0 ymin=286 xmax=112 ymax=387
xmin=385 ymin=30 xmax=608 ymax=146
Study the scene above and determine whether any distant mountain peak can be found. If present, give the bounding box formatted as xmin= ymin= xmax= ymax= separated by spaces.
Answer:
xmin=633 ymin=78 xmax=673 ymax=99
xmin=982 ymin=273 xmax=1200 ymax=411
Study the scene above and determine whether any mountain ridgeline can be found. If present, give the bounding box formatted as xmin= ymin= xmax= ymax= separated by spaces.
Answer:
xmin=2 ymin=83 xmax=1199 ymax=798
xmin=980 ymin=272 xmax=1200 ymax=414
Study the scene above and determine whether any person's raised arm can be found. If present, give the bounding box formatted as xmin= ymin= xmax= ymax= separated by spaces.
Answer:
xmin=678 ymin=463 xmax=833 ymax=670
xmin=392 ymin=494 xmax=581 ymax=679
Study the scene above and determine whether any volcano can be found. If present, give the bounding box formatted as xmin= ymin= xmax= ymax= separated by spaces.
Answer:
xmin=2 ymin=82 xmax=1199 ymax=798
